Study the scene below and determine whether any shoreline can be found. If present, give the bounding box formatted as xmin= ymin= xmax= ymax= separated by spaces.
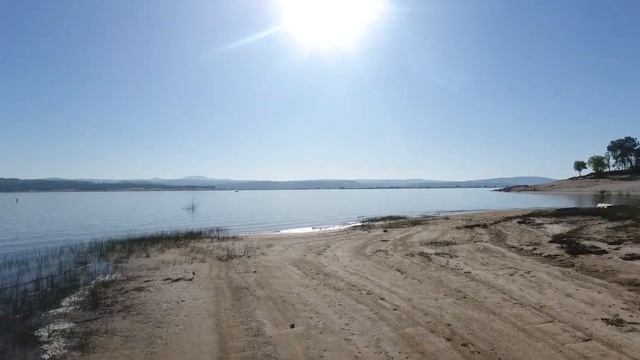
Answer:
xmin=0 ymin=208 xmax=534 ymax=255
xmin=38 ymin=206 xmax=640 ymax=359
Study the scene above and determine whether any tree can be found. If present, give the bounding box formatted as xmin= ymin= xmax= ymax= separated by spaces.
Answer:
xmin=604 ymin=151 xmax=613 ymax=171
xmin=573 ymin=161 xmax=587 ymax=176
xmin=606 ymin=137 xmax=639 ymax=170
xmin=587 ymin=155 xmax=607 ymax=176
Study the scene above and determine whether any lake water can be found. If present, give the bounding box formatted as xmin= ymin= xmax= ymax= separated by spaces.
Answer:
xmin=1 ymin=189 xmax=638 ymax=254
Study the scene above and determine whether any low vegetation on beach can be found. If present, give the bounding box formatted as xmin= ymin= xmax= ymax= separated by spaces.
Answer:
xmin=357 ymin=215 xmax=436 ymax=231
xmin=0 ymin=228 xmax=235 ymax=359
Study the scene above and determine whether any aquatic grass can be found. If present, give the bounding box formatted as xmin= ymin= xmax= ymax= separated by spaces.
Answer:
xmin=0 ymin=227 xmax=231 ymax=358
xmin=182 ymin=197 xmax=199 ymax=213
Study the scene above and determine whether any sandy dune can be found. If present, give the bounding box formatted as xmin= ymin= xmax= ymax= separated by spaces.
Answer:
xmin=69 ymin=210 xmax=640 ymax=360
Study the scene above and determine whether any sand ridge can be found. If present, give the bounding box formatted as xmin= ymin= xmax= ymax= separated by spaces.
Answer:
xmin=502 ymin=177 xmax=640 ymax=194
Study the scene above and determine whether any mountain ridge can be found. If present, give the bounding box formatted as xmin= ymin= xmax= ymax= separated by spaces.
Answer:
xmin=0 ymin=176 xmax=556 ymax=192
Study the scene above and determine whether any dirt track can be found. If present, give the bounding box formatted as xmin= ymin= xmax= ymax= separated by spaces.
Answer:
xmin=72 ymin=211 xmax=640 ymax=360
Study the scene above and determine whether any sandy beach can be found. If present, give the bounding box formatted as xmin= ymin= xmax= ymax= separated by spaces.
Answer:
xmin=62 ymin=209 xmax=640 ymax=360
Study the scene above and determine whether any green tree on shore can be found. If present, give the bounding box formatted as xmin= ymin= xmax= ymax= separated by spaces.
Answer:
xmin=587 ymin=155 xmax=607 ymax=176
xmin=573 ymin=161 xmax=587 ymax=176
xmin=604 ymin=151 xmax=613 ymax=171
xmin=606 ymin=137 xmax=639 ymax=170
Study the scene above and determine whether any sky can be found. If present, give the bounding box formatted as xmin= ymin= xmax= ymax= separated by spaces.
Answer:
xmin=1 ymin=0 xmax=639 ymax=181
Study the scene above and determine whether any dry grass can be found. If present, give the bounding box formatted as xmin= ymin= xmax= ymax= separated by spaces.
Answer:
xmin=419 ymin=240 xmax=456 ymax=248
xmin=185 ymin=238 xmax=258 ymax=263
xmin=356 ymin=216 xmax=434 ymax=231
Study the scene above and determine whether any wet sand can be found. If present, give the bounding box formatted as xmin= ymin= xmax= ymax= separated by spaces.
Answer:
xmin=68 ymin=210 xmax=640 ymax=360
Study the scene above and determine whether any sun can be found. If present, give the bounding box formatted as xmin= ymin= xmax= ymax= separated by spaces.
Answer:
xmin=278 ymin=0 xmax=387 ymax=51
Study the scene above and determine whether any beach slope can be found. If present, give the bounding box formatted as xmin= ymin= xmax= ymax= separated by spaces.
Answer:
xmin=70 ymin=209 xmax=640 ymax=359
xmin=500 ymin=175 xmax=640 ymax=194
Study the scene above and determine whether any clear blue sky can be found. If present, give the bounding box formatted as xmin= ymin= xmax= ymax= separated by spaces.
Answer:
xmin=1 ymin=0 xmax=639 ymax=180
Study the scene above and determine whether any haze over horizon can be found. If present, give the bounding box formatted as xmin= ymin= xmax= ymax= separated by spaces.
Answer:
xmin=2 ymin=0 xmax=639 ymax=181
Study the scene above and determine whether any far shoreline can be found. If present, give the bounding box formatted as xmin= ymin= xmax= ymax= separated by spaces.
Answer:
xmin=3 ymin=186 xmax=506 ymax=193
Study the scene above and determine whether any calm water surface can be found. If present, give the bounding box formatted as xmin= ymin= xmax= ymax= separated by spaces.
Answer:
xmin=1 ymin=189 xmax=638 ymax=254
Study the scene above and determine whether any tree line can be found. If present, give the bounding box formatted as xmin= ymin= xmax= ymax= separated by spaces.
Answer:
xmin=573 ymin=136 xmax=640 ymax=176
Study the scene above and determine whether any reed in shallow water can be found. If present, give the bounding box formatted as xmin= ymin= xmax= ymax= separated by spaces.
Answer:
xmin=0 ymin=227 xmax=232 ymax=357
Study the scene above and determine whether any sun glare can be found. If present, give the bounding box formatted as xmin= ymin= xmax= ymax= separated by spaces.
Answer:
xmin=278 ymin=0 xmax=387 ymax=51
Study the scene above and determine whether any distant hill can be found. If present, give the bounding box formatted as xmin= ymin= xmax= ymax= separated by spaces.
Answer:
xmin=140 ymin=176 xmax=556 ymax=190
xmin=145 ymin=176 xmax=556 ymax=190
xmin=0 ymin=178 xmax=218 ymax=192
xmin=0 ymin=176 xmax=556 ymax=192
